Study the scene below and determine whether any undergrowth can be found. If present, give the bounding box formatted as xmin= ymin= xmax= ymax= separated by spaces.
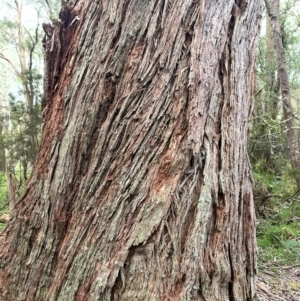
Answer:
xmin=0 ymin=172 xmax=9 ymax=231
xmin=254 ymin=162 xmax=300 ymax=266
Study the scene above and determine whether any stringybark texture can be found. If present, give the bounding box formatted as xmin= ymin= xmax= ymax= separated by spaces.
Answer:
xmin=0 ymin=0 xmax=263 ymax=300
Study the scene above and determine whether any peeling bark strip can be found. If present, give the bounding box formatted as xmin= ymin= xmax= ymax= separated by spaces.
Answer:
xmin=0 ymin=1 xmax=263 ymax=300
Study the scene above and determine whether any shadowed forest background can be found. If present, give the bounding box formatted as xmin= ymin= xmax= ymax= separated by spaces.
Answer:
xmin=0 ymin=0 xmax=300 ymax=299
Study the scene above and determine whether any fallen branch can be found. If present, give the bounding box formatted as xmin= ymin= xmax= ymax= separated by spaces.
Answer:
xmin=282 ymin=187 xmax=300 ymax=203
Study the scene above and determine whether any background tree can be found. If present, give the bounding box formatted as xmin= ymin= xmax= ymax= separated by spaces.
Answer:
xmin=0 ymin=1 xmax=262 ymax=300
xmin=0 ymin=0 xmax=60 ymax=211
xmin=265 ymin=0 xmax=300 ymax=187
xmin=250 ymin=0 xmax=300 ymax=267
xmin=250 ymin=0 xmax=300 ymax=204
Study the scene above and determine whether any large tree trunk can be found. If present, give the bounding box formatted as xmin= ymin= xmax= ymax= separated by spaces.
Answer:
xmin=265 ymin=0 xmax=300 ymax=187
xmin=0 ymin=1 xmax=263 ymax=300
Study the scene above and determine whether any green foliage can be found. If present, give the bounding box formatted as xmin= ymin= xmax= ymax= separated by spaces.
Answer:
xmin=0 ymin=0 xmax=48 ymax=189
xmin=0 ymin=172 xmax=8 ymax=210
xmin=254 ymin=160 xmax=300 ymax=266
xmin=0 ymin=172 xmax=8 ymax=231
xmin=280 ymin=0 xmax=300 ymax=73
xmin=257 ymin=219 xmax=300 ymax=265
xmin=252 ymin=158 xmax=300 ymax=253
xmin=6 ymin=94 xmax=42 ymax=168
xmin=0 ymin=18 xmax=18 ymax=45
xmin=252 ymin=1 xmax=300 ymax=267
xmin=253 ymin=161 xmax=295 ymax=202
xmin=0 ymin=223 xmax=6 ymax=231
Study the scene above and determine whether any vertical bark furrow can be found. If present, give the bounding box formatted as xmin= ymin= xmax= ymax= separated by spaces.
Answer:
xmin=0 ymin=0 xmax=263 ymax=300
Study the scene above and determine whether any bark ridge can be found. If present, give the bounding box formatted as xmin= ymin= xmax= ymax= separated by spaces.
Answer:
xmin=0 ymin=1 xmax=263 ymax=300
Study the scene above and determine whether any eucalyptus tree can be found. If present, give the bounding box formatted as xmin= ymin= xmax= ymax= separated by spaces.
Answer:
xmin=0 ymin=0 xmax=60 ymax=205
xmin=0 ymin=1 xmax=263 ymax=300
xmin=250 ymin=0 xmax=300 ymax=206
xmin=264 ymin=0 xmax=300 ymax=187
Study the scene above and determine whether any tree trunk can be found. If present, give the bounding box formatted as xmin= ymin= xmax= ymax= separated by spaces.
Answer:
xmin=265 ymin=0 xmax=300 ymax=187
xmin=7 ymin=172 xmax=17 ymax=215
xmin=0 ymin=1 xmax=263 ymax=300
xmin=265 ymin=18 xmax=279 ymax=119
xmin=5 ymin=148 xmax=17 ymax=215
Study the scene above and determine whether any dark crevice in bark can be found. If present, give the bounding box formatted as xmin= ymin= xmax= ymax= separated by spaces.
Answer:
xmin=235 ymin=0 xmax=248 ymax=12
xmin=110 ymin=270 xmax=124 ymax=301
xmin=110 ymin=2 xmax=130 ymax=50
xmin=228 ymin=243 xmax=235 ymax=301
xmin=0 ymin=1 xmax=263 ymax=300
xmin=178 ymin=193 xmax=198 ymax=254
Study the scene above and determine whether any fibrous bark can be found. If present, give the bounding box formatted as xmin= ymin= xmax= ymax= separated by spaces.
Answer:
xmin=0 ymin=1 xmax=263 ymax=300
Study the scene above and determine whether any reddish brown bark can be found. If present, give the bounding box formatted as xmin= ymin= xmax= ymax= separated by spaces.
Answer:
xmin=0 ymin=1 xmax=263 ymax=300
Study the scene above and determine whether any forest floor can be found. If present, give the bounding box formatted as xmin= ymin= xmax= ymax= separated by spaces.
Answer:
xmin=257 ymin=261 xmax=300 ymax=300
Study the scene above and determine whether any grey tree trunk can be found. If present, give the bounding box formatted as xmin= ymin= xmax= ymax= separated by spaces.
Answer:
xmin=265 ymin=0 xmax=300 ymax=187
xmin=4 ymin=150 xmax=17 ymax=215
xmin=0 ymin=1 xmax=263 ymax=300
xmin=266 ymin=18 xmax=279 ymax=119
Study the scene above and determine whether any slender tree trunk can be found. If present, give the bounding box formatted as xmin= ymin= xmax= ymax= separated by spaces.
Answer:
xmin=0 ymin=1 xmax=263 ymax=300
xmin=265 ymin=0 xmax=300 ymax=187
xmin=266 ymin=18 xmax=279 ymax=119
xmin=15 ymin=0 xmax=31 ymax=106
xmin=7 ymin=172 xmax=17 ymax=214
xmin=0 ymin=141 xmax=4 ymax=172
xmin=4 ymin=149 xmax=17 ymax=215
